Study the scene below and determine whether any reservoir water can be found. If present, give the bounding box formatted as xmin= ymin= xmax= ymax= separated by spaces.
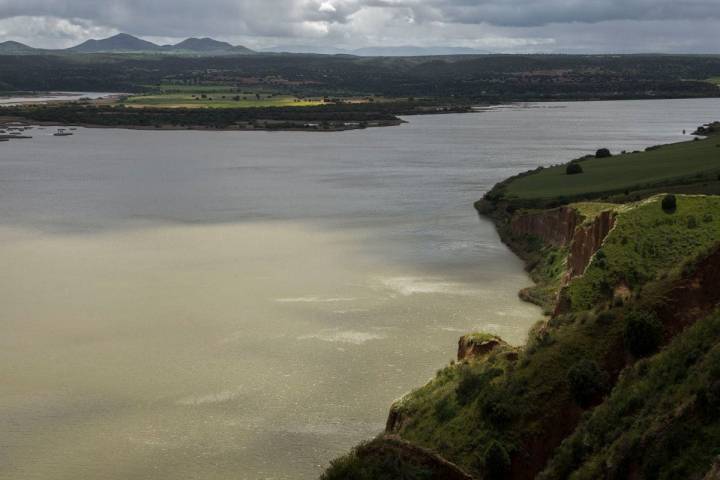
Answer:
xmin=1 ymin=98 xmax=719 ymax=479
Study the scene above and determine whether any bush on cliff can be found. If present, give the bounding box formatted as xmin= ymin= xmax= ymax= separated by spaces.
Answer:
xmin=566 ymin=162 xmax=583 ymax=175
xmin=624 ymin=310 xmax=663 ymax=358
xmin=595 ymin=148 xmax=612 ymax=158
xmin=567 ymin=359 xmax=607 ymax=407
xmin=478 ymin=387 xmax=514 ymax=429
xmin=456 ymin=366 xmax=502 ymax=406
xmin=662 ymin=194 xmax=677 ymax=213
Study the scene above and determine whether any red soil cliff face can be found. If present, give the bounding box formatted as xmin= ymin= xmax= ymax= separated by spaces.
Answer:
xmin=511 ymin=207 xmax=616 ymax=282
xmin=510 ymin=206 xmax=580 ymax=248
xmin=656 ymin=245 xmax=720 ymax=336
xmin=565 ymin=210 xmax=616 ymax=281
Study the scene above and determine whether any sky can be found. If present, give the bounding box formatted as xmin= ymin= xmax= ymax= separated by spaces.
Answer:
xmin=0 ymin=0 xmax=720 ymax=53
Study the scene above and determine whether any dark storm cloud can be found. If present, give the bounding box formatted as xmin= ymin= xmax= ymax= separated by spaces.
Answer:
xmin=0 ymin=0 xmax=719 ymax=52
xmin=2 ymin=0 xmax=719 ymax=33
xmin=407 ymin=0 xmax=720 ymax=27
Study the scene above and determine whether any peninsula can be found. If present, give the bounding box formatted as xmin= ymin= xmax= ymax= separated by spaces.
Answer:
xmin=323 ymin=122 xmax=720 ymax=479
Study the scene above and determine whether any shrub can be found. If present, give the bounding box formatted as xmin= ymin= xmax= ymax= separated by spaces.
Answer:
xmin=479 ymin=388 xmax=513 ymax=428
xmin=567 ymin=359 xmax=607 ymax=407
xmin=596 ymin=148 xmax=612 ymax=158
xmin=624 ymin=310 xmax=663 ymax=358
xmin=594 ymin=249 xmax=608 ymax=269
xmin=484 ymin=441 xmax=511 ymax=480
xmin=456 ymin=367 xmax=502 ymax=406
xmin=566 ymin=163 xmax=583 ymax=175
xmin=661 ymin=194 xmax=677 ymax=213
xmin=434 ymin=395 xmax=456 ymax=422
xmin=704 ymin=213 xmax=714 ymax=223
xmin=687 ymin=215 xmax=698 ymax=229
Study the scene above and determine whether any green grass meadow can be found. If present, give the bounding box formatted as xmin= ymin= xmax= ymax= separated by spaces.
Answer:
xmin=504 ymin=137 xmax=720 ymax=200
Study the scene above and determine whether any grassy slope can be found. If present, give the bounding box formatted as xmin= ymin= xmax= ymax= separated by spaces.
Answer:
xmin=566 ymin=195 xmax=720 ymax=311
xmin=540 ymin=309 xmax=720 ymax=480
xmin=371 ymin=196 xmax=720 ymax=477
xmin=504 ymin=137 xmax=720 ymax=201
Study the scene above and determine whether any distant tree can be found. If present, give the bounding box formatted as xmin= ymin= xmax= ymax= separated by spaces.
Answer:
xmin=567 ymin=359 xmax=607 ymax=407
xmin=661 ymin=194 xmax=677 ymax=213
xmin=624 ymin=310 xmax=663 ymax=358
xmin=566 ymin=163 xmax=583 ymax=175
xmin=596 ymin=148 xmax=612 ymax=158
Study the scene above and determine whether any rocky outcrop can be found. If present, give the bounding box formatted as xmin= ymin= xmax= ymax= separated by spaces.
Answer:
xmin=358 ymin=435 xmax=475 ymax=480
xmin=656 ymin=245 xmax=720 ymax=336
xmin=457 ymin=334 xmax=507 ymax=362
xmin=386 ymin=403 xmax=411 ymax=434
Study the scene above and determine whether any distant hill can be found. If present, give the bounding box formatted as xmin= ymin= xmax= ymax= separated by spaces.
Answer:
xmin=351 ymin=46 xmax=486 ymax=56
xmin=2 ymin=36 xmax=483 ymax=57
xmin=0 ymin=33 xmax=255 ymax=56
xmin=168 ymin=37 xmax=254 ymax=54
xmin=0 ymin=40 xmax=43 ymax=55
xmin=69 ymin=33 xmax=160 ymax=53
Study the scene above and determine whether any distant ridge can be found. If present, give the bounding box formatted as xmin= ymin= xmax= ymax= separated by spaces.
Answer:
xmin=262 ymin=45 xmax=487 ymax=56
xmin=170 ymin=37 xmax=254 ymax=54
xmin=69 ymin=33 xmax=160 ymax=53
xmin=0 ymin=35 xmax=488 ymax=57
xmin=0 ymin=33 xmax=255 ymax=56
xmin=0 ymin=40 xmax=42 ymax=55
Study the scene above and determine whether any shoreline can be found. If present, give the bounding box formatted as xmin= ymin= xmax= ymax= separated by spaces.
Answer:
xmin=322 ymin=120 xmax=720 ymax=480
xmin=0 ymin=117 xmax=406 ymax=133
xmin=0 ymin=104 xmax=475 ymax=133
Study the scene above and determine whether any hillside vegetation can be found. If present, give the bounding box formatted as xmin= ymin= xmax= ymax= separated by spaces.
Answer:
xmin=2 ymin=53 xmax=720 ymax=100
xmin=322 ymin=123 xmax=720 ymax=479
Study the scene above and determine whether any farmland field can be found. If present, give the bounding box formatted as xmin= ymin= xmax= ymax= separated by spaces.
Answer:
xmin=124 ymin=88 xmax=325 ymax=108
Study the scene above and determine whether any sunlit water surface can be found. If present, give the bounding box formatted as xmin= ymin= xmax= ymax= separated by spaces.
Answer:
xmin=1 ymin=99 xmax=719 ymax=479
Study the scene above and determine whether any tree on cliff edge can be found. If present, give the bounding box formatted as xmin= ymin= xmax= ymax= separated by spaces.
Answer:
xmin=566 ymin=163 xmax=583 ymax=175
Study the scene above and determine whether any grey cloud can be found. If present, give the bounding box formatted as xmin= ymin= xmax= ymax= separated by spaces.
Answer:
xmin=5 ymin=0 xmax=717 ymax=34
xmin=0 ymin=0 xmax=719 ymax=52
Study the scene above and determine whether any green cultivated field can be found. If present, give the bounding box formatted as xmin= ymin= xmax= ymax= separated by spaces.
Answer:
xmin=124 ymin=90 xmax=324 ymax=109
xmin=504 ymin=135 xmax=720 ymax=200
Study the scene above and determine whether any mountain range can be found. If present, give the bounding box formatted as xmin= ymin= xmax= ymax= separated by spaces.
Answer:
xmin=0 ymin=33 xmax=255 ymax=56
xmin=0 ymin=33 xmax=488 ymax=57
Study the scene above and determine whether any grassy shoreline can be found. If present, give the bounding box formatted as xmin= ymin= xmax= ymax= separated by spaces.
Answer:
xmin=0 ymin=101 xmax=472 ymax=132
